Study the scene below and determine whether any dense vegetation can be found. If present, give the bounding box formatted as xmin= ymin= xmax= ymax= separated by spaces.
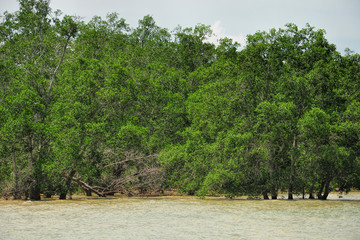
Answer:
xmin=1 ymin=0 xmax=359 ymax=200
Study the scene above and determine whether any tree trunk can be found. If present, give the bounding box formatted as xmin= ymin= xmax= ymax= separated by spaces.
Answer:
xmin=309 ymin=173 xmax=317 ymax=199
xmin=271 ymin=186 xmax=277 ymax=199
xmin=302 ymin=184 xmax=305 ymax=199
xmin=308 ymin=143 xmax=320 ymax=199
xmin=321 ymin=179 xmax=331 ymax=200
xmin=309 ymin=182 xmax=315 ymax=199
xmin=28 ymin=137 xmax=41 ymax=201
xmin=29 ymin=167 xmax=41 ymax=200
xmin=288 ymin=134 xmax=297 ymax=200
xmin=12 ymin=148 xmax=21 ymax=199
xmin=288 ymin=184 xmax=293 ymax=200
xmin=317 ymin=181 xmax=325 ymax=199
xmin=318 ymin=178 xmax=331 ymax=200
xmin=59 ymin=169 xmax=76 ymax=199
xmin=268 ymin=140 xmax=277 ymax=200
xmin=59 ymin=193 xmax=66 ymax=199
xmin=262 ymin=190 xmax=269 ymax=199
xmin=29 ymin=183 xmax=41 ymax=200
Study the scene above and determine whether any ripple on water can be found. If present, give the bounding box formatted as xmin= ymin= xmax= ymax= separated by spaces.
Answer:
xmin=0 ymin=195 xmax=360 ymax=240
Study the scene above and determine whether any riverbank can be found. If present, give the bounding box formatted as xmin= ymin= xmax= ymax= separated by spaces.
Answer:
xmin=2 ymin=190 xmax=360 ymax=203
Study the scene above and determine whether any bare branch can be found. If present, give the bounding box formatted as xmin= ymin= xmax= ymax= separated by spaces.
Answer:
xmin=45 ymin=35 xmax=71 ymax=111
xmin=104 ymin=153 xmax=158 ymax=168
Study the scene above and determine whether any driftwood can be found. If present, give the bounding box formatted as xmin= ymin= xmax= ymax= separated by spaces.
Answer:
xmin=71 ymin=177 xmax=106 ymax=197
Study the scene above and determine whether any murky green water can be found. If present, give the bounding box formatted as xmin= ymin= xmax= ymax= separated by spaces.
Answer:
xmin=1 ymin=194 xmax=360 ymax=240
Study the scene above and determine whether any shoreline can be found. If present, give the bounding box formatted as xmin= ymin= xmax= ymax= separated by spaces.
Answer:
xmin=1 ymin=190 xmax=360 ymax=202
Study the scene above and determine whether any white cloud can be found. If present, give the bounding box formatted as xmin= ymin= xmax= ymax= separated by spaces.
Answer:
xmin=207 ymin=20 xmax=247 ymax=47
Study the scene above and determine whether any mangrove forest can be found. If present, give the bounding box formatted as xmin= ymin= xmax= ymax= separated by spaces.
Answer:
xmin=0 ymin=0 xmax=359 ymax=200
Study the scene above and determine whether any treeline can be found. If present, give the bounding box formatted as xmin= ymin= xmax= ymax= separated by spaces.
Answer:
xmin=0 ymin=0 xmax=359 ymax=200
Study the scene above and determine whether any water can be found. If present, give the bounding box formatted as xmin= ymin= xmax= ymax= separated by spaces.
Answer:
xmin=1 ymin=194 xmax=360 ymax=240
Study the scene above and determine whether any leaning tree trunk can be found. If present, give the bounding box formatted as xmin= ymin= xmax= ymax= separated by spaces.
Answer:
xmin=70 ymin=177 xmax=106 ymax=197
xmin=321 ymin=179 xmax=331 ymax=200
xmin=317 ymin=177 xmax=331 ymax=200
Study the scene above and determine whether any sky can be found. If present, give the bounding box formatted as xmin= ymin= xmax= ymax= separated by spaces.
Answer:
xmin=1 ymin=0 xmax=360 ymax=53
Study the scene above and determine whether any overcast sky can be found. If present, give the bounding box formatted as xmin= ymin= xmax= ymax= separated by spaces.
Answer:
xmin=1 ymin=0 xmax=359 ymax=53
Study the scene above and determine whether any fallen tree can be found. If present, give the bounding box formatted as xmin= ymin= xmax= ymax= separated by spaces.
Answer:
xmin=71 ymin=176 xmax=106 ymax=197
xmin=64 ymin=151 xmax=164 ymax=198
